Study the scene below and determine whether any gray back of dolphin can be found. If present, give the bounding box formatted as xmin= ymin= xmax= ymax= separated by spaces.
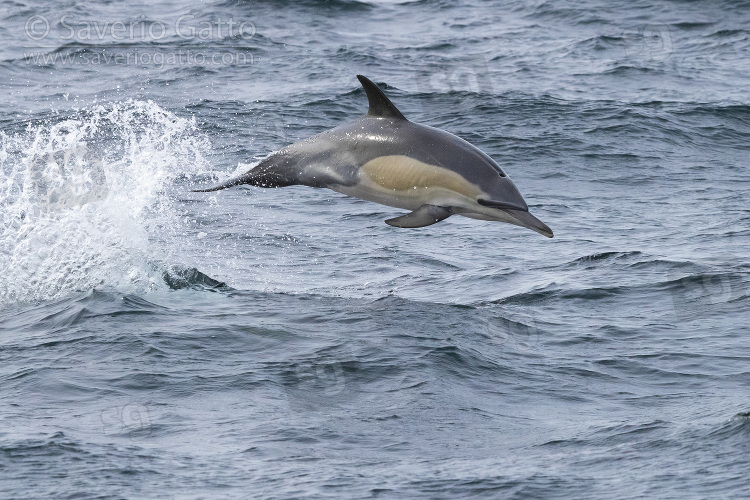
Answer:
xmin=195 ymin=75 xmax=553 ymax=238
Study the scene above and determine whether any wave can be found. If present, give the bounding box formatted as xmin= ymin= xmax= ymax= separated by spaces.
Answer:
xmin=0 ymin=100 xmax=212 ymax=306
xmin=492 ymin=271 xmax=747 ymax=306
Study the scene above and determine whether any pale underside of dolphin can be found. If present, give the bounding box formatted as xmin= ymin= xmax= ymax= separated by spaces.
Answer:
xmin=194 ymin=75 xmax=553 ymax=238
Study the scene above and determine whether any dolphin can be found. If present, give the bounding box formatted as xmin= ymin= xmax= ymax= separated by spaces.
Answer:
xmin=194 ymin=75 xmax=553 ymax=238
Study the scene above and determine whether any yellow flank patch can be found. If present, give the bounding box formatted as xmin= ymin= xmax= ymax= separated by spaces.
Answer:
xmin=361 ymin=155 xmax=482 ymax=197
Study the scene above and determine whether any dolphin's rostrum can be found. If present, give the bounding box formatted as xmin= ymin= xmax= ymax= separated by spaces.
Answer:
xmin=194 ymin=75 xmax=553 ymax=238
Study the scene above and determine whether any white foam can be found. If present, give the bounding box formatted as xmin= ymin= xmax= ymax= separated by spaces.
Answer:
xmin=0 ymin=100 xmax=210 ymax=305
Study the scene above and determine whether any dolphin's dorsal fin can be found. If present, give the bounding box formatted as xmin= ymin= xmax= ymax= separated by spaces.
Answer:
xmin=357 ymin=75 xmax=407 ymax=120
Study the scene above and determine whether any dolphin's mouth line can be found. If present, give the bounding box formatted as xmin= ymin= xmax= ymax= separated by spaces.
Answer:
xmin=476 ymin=198 xmax=528 ymax=212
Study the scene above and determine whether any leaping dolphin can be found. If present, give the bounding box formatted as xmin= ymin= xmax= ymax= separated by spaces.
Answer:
xmin=194 ymin=75 xmax=553 ymax=238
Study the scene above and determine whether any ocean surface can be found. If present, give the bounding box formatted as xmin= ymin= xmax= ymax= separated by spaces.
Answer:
xmin=2 ymin=0 xmax=749 ymax=497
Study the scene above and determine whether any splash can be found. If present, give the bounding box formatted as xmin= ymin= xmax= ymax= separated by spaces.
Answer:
xmin=0 ymin=100 xmax=210 ymax=305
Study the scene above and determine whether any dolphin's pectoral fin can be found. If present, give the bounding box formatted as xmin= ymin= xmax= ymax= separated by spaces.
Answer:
xmin=385 ymin=205 xmax=452 ymax=228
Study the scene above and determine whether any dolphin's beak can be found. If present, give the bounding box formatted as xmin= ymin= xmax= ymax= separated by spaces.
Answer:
xmin=505 ymin=209 xmax=554 ymax=238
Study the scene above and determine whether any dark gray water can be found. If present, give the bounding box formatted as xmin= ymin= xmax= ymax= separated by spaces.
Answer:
xmin=1 ymin=0 xmax=749 ymax=498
